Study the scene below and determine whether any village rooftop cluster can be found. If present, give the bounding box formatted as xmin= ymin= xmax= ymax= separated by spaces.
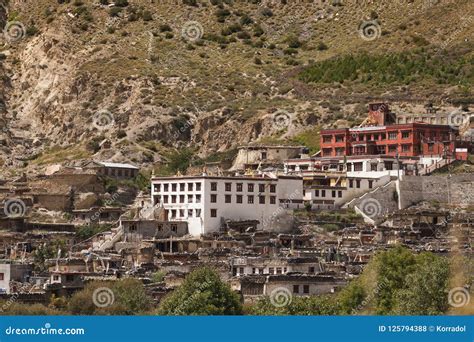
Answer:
xmin=0 ymin=103 xmax=472 ymax=309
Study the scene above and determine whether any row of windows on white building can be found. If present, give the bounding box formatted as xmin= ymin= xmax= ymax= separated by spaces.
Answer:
xmin=155 ymin=194 xmax=278 ymax=205
xmin=154 ymin=182 xmax=277 ymax=193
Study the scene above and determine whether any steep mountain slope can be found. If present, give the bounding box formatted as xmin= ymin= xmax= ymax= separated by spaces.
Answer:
xmin=0 ymin=0 xmax=472 ymax=175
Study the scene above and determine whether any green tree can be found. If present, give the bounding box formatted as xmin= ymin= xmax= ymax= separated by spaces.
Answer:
xmin=68 ymin=279 xmax=152 ymax=315
xmin=338 ymin=279 xmax=366 ymax=314
xmin=250 ymin=295 xmax=340 ymax=315
xmin=394 ymin=253 xmax=450 ymax=315
xmin=374 ymin=246 xmax=416 ymax=314
xmin=158 ymin=267 xmax=242 ymax=315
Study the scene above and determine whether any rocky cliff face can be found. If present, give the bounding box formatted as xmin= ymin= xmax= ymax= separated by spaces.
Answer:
xmin=0 ymin=0 xmax=471 ymax=175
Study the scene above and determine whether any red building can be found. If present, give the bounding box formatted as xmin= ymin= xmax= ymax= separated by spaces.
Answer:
xmin=320 ymin=123 xmax=458 ymax=158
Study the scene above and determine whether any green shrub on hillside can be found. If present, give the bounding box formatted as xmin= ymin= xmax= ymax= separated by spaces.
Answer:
xmin=300 ymin=50 xmax=473 ymax=86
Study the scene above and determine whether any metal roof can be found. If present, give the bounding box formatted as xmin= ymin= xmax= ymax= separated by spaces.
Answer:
xmin=98 ymin=162 xmax=139 ymax=169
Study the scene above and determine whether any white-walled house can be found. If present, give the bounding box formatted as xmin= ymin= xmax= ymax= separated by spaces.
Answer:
xmin=151 ymin=175 xmax=304 ymax=236
xmin=0 ymin=262 xmax=32 ymax=294
xmin=284 ymin=156 xmax=398 ymax=209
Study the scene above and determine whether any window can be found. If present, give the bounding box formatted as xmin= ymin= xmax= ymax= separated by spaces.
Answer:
xmin=188 ymin=209 xmax=193 ymax=218
xmin=53 ymin=275 xmax=59 ymax=281
xmin=248 ymin=183 xmax=254 ymax=192
xmin=196 ymin=209 xmax=201 ymax=217
xmin=171 ymin=195 xmax=176 ymax=203
xmin=269 ymin=268 xmax=274 ymax=275
xmin=323 ymin=135 xmax=332 ymax=143
xmin=293 ymin=285 xmax=300 ymax=294
xmin=225 ymin=183 xmax=232 ymax=191
xmin=349 ymin=180 xmax=353 ymax=188
xmin=388 ymin=144 xmax=397 ymax=153
xmin=163 ymin=195 xmax=169 ymax=204
xmin=356 ymin=180 xmax=361 ymax=188
xmin=196 ymin=194 xmax=201 ymax=203
xmin=171 ymin=183 xmax=177 ymax=191
xmin=303 ymin=285 xmax=309 ymax=294
xmin=225 ymin=195 xmax=232 ymax=203
xmin=179 ymin=209 xmax=185 ymax=218
xmin=188 ymin=183 xmax=193 ymax=191
xmin=259 ymin=196 xmax=265 ymax=204
xmin=236 ymin=183 xmax=243 ymax=192
xmin=276 ymin=267 xmax=282 ymax=274
xmin=210 ymin=194 xmax=217 ymax=203
xmin=164 ymin=184 xmax=169 ymax=192
xmin=368 ymin=180 xmax=373 ymax=189
xmin=0 ymin=273 xmax=3 ymax=281
xmin=210 ymin=209 xmax=217 ymax=218
xmin=188 ymin=194 xmax=193 ymax=203
xmin=338 ymin=191 xmax=342 ymax=198
xmin=335 ymin=135 xmax=344 ymax=142
xmin=309 ymin=267 xmax=315 ymax=273
xmin=388 ymin=131 xmax=398 ymax=140
xmin=179 ymin=195 xmax=185 ymax=203
xmin=315 ymin=190 xmax=319 ymax=197
xmin=236 ymin=195 xmax=243 ymax=204
xmin=402 ymin=131 xmax=410 ymax=139
xmin=270 ymin=184 xmax=276 ymax=193
xmin=248 ymin=195 xmax=254 ymax=204
xmin=259 ymin=184 xmax=265 ymax=193
xmin=428 ymin=143 xmax=434 ymax=152
xmin=322 ymin=148 xmax=332 ymax=156
xmin=157 ymin=224 xmax=163 ymax=231
xmin=332 ymin=190 xmax=336 ymax=198
xmin=211 ymin=182 xmax=217 ymax=191
xmin=270 ymin=196 xmax=276 ymax=204
xmin=180 ymin=183 xmax=185 ymax=191
xmin=321 ymin=190 xmax=326 ymax=197
xmin=171 ymin=224 xmax=178 ymax=232
xmin=376 ymin=145 xmax=386 ymax=155
xmin=196 ymin=183 xmax=201 ymax=191
xmin=154 ymin=184 xmax=161 ymax=192
xmin=354 ymin=162 xmax=363 ymax=171
xmin=402 ymin=144 xmax=410 ymax=152
xmin=130 ymin=224 xmax=137 ymax=232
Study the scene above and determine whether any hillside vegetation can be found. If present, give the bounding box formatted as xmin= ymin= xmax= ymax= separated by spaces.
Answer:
xmin=0 ymin=0 xmax=472 ymax=173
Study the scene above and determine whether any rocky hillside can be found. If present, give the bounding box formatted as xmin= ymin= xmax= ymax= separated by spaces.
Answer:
xmin=0 ymin=0 xmax=472 ymax=176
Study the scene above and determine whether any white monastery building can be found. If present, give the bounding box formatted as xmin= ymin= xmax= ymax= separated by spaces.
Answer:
xmin=151 ymin=174 xmax=304 ymax=236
